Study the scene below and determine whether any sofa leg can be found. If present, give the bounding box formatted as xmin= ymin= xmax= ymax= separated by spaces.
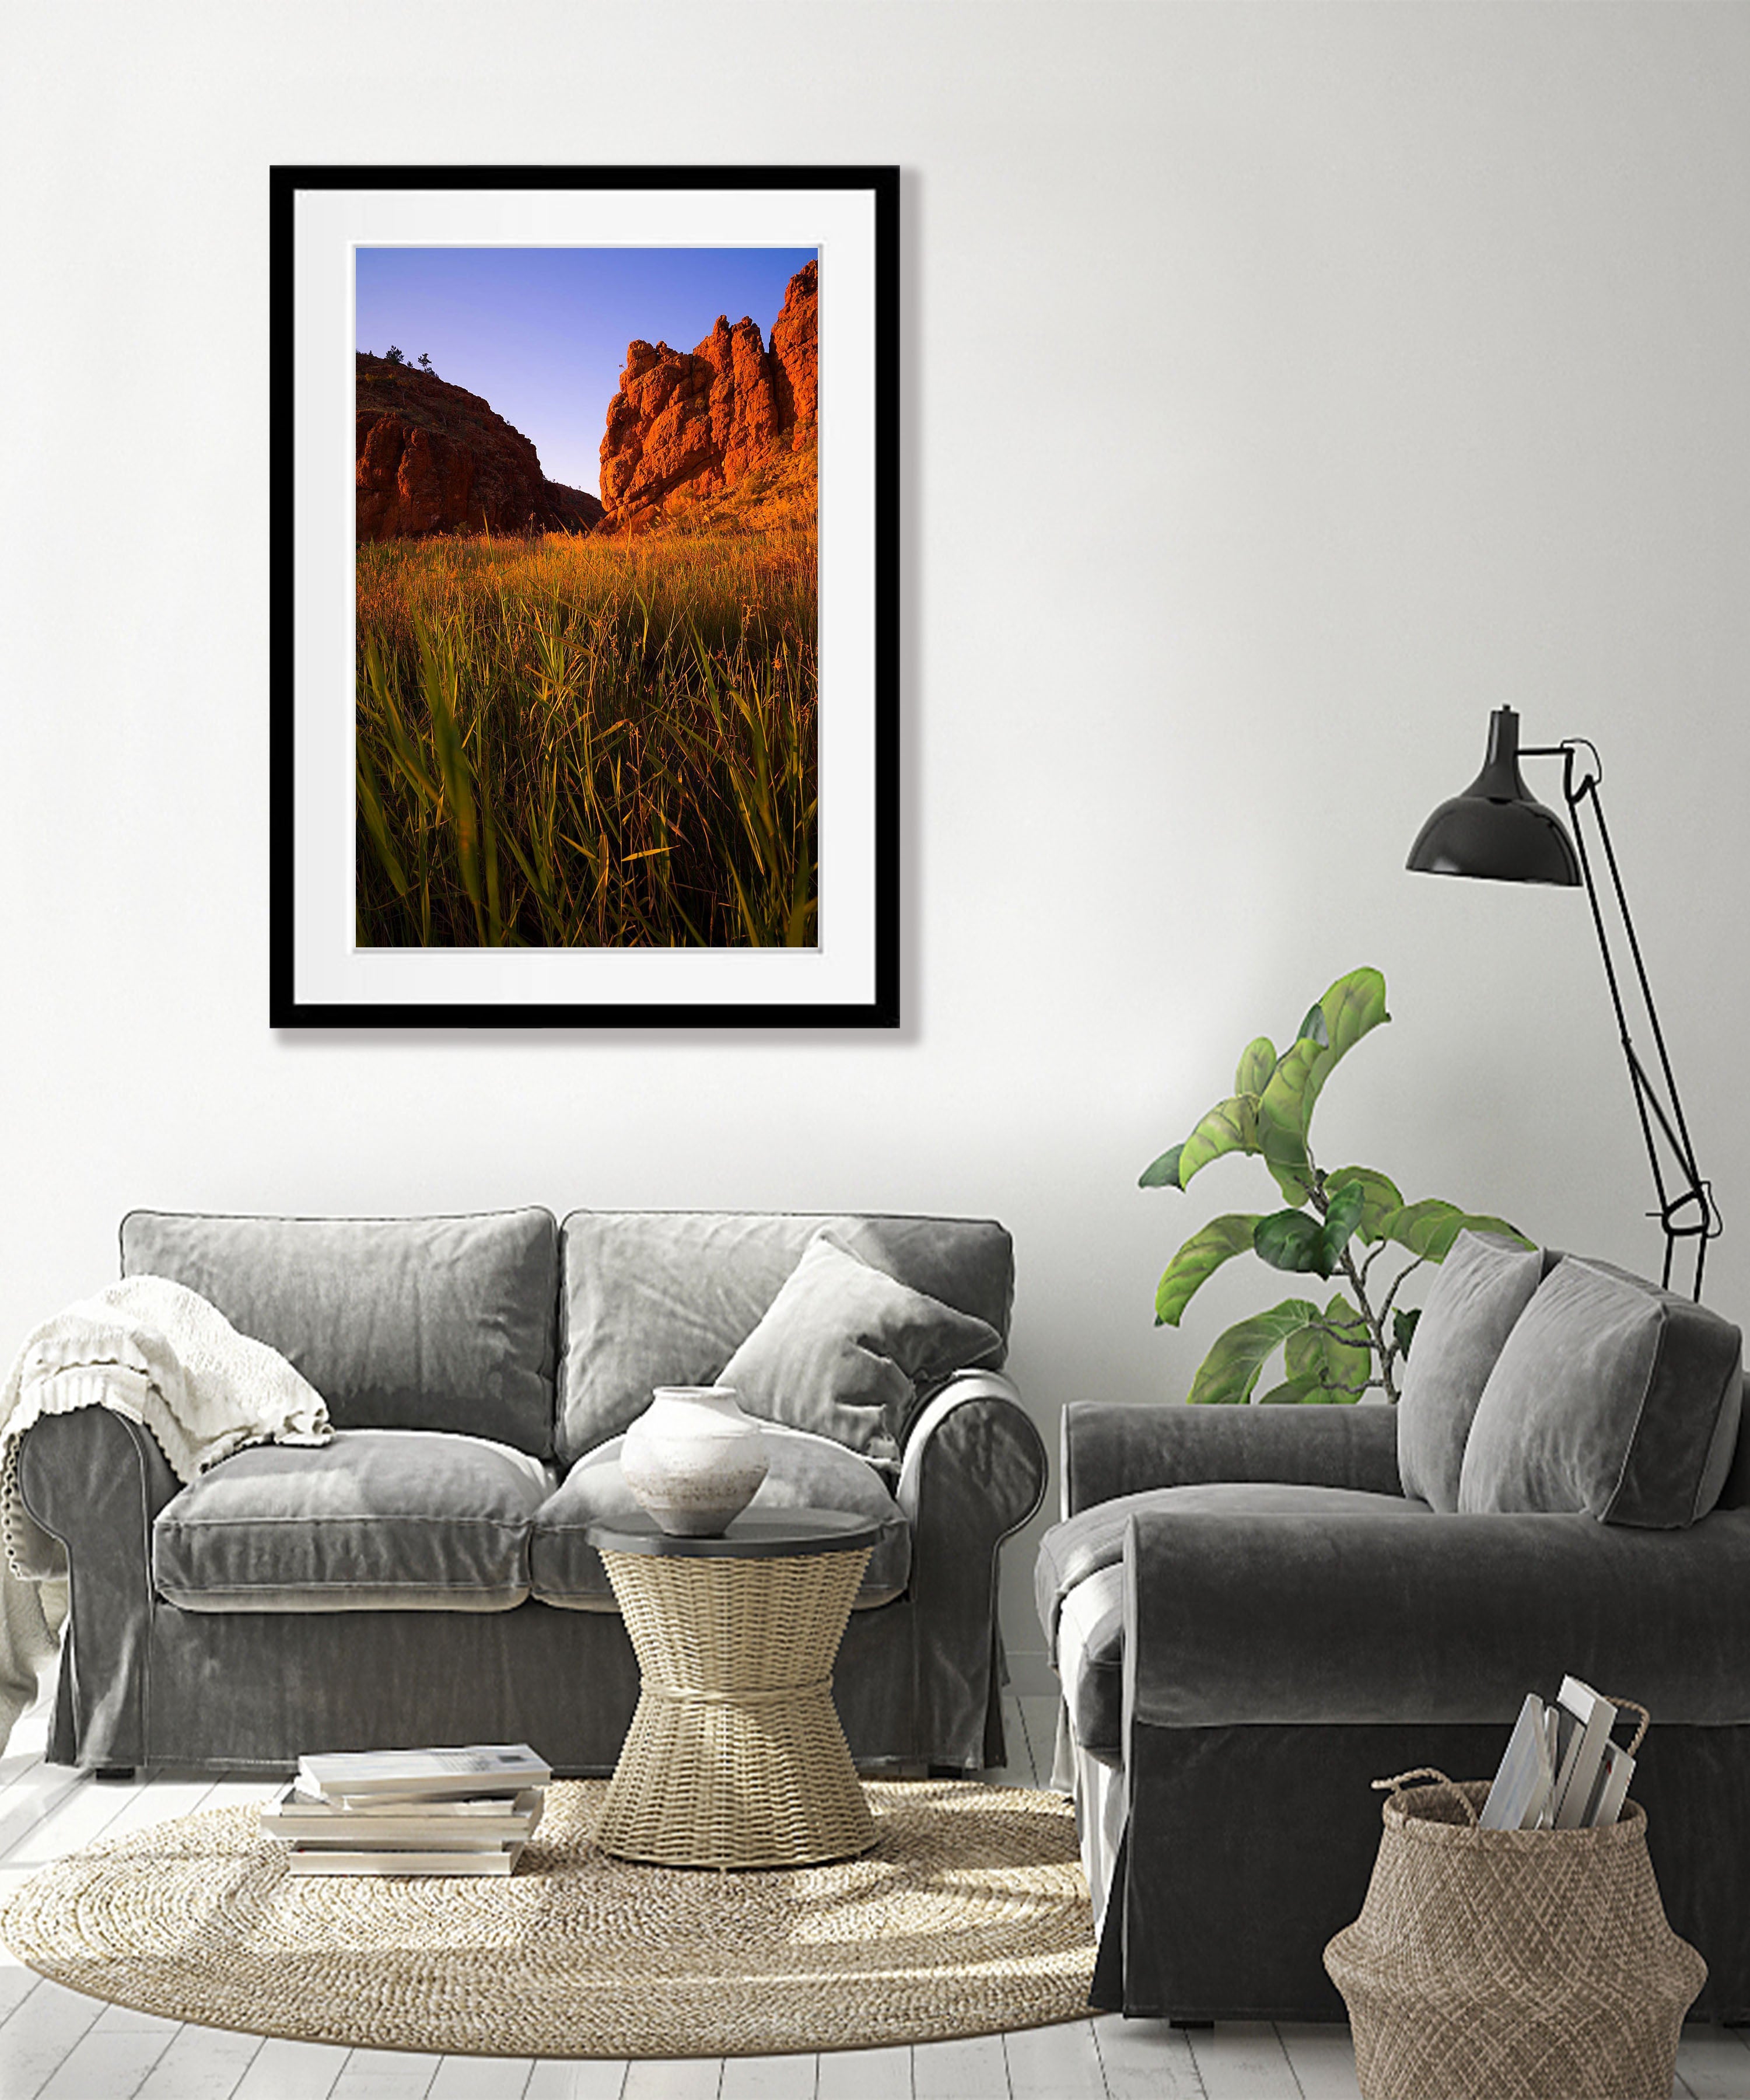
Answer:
xmin=928 ymin=1762 xmax=968 ymax=1780
xmin=1170 ymin=2020 xmax=1214 ymax=2031
xmin=92 ymin=1766 xmax=135 ymax=1782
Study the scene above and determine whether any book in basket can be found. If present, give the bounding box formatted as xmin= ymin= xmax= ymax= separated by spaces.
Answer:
xmin=296 ymin=1743 xmax=551 ymax=1805
xmin=1478 ymin=1679 xmax=1637 ymax=1832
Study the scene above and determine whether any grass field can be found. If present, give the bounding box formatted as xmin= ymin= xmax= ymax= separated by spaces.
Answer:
xmin=355 ymin=517 xmax=817 ymax=949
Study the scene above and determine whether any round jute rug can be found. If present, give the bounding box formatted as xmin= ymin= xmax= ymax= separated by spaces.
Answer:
xmin=0 ymin=1779 xmax=1095 ymax=2059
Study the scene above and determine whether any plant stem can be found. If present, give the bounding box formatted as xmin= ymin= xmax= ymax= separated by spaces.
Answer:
xmin=1310 ymin=1165 xmax=1407 ymax=1401
xmin=1336 ymin=1245 xmax=1399 ymax=1401
xmin=1378 ymin=1255 xmax=1426 ymax=1329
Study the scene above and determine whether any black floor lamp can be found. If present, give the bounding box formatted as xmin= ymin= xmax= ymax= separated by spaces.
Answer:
xmin=1406 ymin=705 xmax=1720 ymax=1300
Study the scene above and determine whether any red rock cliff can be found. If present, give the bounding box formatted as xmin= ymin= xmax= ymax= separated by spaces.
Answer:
xmin=356 ymin=356 xmax=604 ymax=542
xmin=598 ymin=260 xmax=818 ymax=528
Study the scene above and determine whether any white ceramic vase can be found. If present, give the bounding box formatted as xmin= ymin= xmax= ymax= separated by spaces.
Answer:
xmin=621 ymin=1386 xmax=771 ymax=1537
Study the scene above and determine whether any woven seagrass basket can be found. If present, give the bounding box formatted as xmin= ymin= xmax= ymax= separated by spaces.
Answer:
xmin=1325 ymin=1766 xmax=1707 ymax=2100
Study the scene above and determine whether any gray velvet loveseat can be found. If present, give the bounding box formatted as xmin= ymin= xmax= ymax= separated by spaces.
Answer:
xmin=21 ymin=1206 xmax=1046 ymax=1776
xmin=1035 ymin=1231 xmax=1750 ymax=2025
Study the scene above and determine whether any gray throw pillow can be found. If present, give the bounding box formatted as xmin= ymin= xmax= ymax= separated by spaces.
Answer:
xmin=1458 ymin=1256 xmax=1744 ymax=1526
xmin=716 ymin=1233 xmax=1002 ymax=1460
xmin=1396 ymin=1229 xmax=1545 ymax=1511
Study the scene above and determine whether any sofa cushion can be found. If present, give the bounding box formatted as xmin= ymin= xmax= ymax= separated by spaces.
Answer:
xmin=1395 ymin=1229 xmax=1545 ymax=1511
xmin=153 ymin=1429 xmax=552 ymax=1612
xmin=121 ymin=1209 xmax=559 ymax=1459
xmin=556 ymin=1210 xmax=1014 ymax=1465
xmin=530 ymin=1420 xmax=910 ymax=1610
xmin=1458 ymin=1256 xmax=1744 ymax=1526
xmin=716 ymin=1234 xmax=1002 ymax=1461
xmin=1034 ymin=1481 xmax=1433 ymax=1657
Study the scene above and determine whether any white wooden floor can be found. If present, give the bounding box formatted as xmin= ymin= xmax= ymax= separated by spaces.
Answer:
xmin=0 ymin=1692 xmax=1742 ymax=2099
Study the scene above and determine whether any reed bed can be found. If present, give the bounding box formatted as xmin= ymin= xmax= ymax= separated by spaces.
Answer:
xmin=355 ymin=526 xmax=817 ymax=949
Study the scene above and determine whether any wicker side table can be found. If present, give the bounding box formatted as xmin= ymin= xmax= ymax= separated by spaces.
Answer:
xmin=587 ymin=1510 xmax=880 ymax=1870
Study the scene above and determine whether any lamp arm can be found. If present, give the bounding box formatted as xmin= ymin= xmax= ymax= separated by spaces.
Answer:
xmin=1543 ymin=741 xmax=1720 ymax=1299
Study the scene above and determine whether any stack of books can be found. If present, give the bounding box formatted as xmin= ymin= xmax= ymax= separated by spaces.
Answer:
xmin=1478 ymin=1678 xmax=1637 ymax=1833
xmin=263 ymin=1742 xmax=552 ymax=1875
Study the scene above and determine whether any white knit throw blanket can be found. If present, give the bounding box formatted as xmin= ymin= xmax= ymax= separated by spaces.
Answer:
xmin=0 ymin=1277 xmax=332 ymax=1754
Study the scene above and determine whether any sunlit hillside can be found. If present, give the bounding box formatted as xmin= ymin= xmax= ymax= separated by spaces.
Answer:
xmin=355 ymin=520 xmax=817 ymax=950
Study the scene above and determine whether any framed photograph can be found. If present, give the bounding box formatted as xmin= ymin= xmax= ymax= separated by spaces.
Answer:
xmin=269 ymin=164 xmax=898 ymax=1028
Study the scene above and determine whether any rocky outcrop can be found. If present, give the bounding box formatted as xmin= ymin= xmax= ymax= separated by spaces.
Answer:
xmin=598 ymin=260 xmax=818 ymax=528
xmin=768 ymin=259 xmax=817 ymax=431
xmin=356 ymin=356 xmax=604 ymax=542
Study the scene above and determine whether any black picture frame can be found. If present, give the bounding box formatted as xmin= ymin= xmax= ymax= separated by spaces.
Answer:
xmin=269 ymin=163 xmax=899 ymax=1029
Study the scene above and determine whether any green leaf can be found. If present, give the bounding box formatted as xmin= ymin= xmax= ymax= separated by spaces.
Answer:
xmin=1256 ymin=969 xmax=1390 ymax=1204
xmin=1138 ymin=1144 xmax=1185 ymax=1191
xmin=1319 ymin=1178 xmax=1368 ymax=1269
xmin=1254 ymin=1208 xmax=1329 ymax=1276
xmin=1254 ymin=1183 xmax=1366 ymax=1282
xmin=1256 ymin=1052 xmax=1319 ymax=1204
xmin=1324 ymin=1166 xmax=1404 ymax=1245
xmin=1187 ymin=1298 xmax=1322 ymax=1405
xmin=1258 ymin=1375 xmax=1324 ymax=1405
xmin=356 ymin=741 xmax=410 ymax=896
xmin=1378 ymin=1201 xmax=1532 ymax=1262
xmin=1154 ymin=1214 xmax=1264 ymax=1327
xmin=1234 ymin=1037 xmax=1278 ymax=1098
xmin=1174 ymin=1096 xmax=1262 ymax=1188
xmin=1320 ymin=967 xmax=1391 ymax=1060
xmin=1394 ymin=1307 xmax=1423 ymax=1359
xmin=1286 ymin=1290 xmax=1374 ymax=1401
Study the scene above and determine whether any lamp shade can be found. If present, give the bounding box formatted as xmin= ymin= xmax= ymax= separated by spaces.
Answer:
xmin=1406 ymin=706 xmax=1581 ymax=886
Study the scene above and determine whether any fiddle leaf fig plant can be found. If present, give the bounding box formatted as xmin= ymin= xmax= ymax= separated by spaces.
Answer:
xmin=1140 ymin=966 xmax=1529 ymax=1404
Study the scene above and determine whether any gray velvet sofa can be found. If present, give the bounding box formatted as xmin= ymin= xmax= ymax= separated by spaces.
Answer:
xmin=22 ymin=1207 xmax=1047 ymax=1777
xmin=1035 ymin=1233 xmax=1750 ymax=2025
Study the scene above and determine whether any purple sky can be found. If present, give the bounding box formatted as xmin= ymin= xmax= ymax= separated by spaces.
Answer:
xmin=356 ymin=247 xmax=817 ymax=495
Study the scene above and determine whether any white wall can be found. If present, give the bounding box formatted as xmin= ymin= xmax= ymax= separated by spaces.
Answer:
xmin=4 ymin=2 xmax=1748 ymax=1678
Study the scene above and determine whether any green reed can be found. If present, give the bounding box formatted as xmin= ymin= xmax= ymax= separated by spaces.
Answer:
xmin=355 ymin=530 xmax=817 ymax=949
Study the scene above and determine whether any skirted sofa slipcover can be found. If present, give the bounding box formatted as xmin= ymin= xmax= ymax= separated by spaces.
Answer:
xmin=22 ymin=1206 xmax=1046 ymax=1775
xmin=1037 ymin=1234 xmax=1750 ymax=2024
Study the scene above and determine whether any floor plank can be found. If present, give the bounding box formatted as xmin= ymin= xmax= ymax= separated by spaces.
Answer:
xmin=0 ymin=1959 xmax=43 ymax=2028
xmin=329 ymin=2048 xmax=442 ymax=2099
xmin=719 ymin=2055 xmax=815 ymax=2099
xmin=0 ymin=1976 xmax=127 ymax=2100
xmin=814 ymin=2044 xmax=912 ymax=2100
xmin=1090 ymin=2014 xmax=1203 ymax=2100
xmin=95 ymin=1768 xmax=236 ymax=1843
xmin=1186 ymin=2021 xmax=1298 ymax=2100
xmin=912 ymin=2032 xmax=1007 ymax=2100
xmin=426 ymin=2059 xmax=538 ymax=2099
xmin=131 ymin=2021 xmax=267 ymax=2100
xmin=1675 ymin=2027 xmax=1750 ymax=2098
xmin=0 ymin=1763 xmax=158 ymax=1876
xmin=33 ymin=2009 xmax=179 ymax=2100
xmin=1276 ymin=2022 xmax=1362 ymax=2099
xmin=0 ymin=1764 xmax=96 ymax=1870
xmin=523 ymin=2064 xmax=630 ymax=2100
xmin=230 ymin=2036 xmax=354 ymax=2100
xmin=620 ymin=2062 xmax=723 ymax=2100
xmin=1004 ymin=2017 xmax=1105 ymax=2098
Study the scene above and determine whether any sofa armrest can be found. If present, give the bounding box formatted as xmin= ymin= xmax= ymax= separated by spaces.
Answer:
xmin=1125 ymin=1503 xmax=1750 ymax=1732
xmin=18 ymin=1406 xmax=180 ymax=1767
xmin=1063 ymin=1399 xmax=1402 ymax=1518
xmin=897 ymin=1370 xmax=1048 ymax=1767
